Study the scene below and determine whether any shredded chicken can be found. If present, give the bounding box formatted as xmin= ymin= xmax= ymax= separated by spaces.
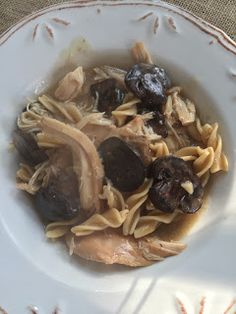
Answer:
xmin=165 ymin=120 xmax=187 ymax=149
xmin=100 ymin=66 xmax=127 ymax=87
xmin=55 ymin=66 xmax=85 ymax=101
xmin=39 ymin=117 xmax=104 ymax=213
xmin=131 ymin=42 xmax=153 ymax=64
xmin=81 ymin=115 xmax=153 ymax=165
xmin=172 ymin=93 xmax=196 ymax=126
xmin=67 ymin=229 xmax=186 ymax=267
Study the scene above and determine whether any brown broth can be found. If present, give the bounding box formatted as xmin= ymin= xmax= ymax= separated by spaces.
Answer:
xmin=155 ymin=197 xmax=208 ymax=241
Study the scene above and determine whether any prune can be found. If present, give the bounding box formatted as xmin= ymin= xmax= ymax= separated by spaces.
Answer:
xmin=90 ymin=78 xmax=125 ymax=114
xmin=125 ymin=63 xmax=171 ymax=108
xmin=13 ymin=129 xmax=48 ymax=166
xmin=98 ymin=137 xmax=145 ymax=192
xmin=35 ymin=183 xmax=80 ymax=222
xmin=148 ymin=156 xmax=204 ymax=213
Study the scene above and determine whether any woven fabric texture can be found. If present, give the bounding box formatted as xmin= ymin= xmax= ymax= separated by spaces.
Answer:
xmin=0 ymin=0 xmax=236 ymax=40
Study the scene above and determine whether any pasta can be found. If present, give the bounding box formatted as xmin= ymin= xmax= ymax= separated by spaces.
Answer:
xmin=196 ymin=120 xmax=228 ymax=173
xmin=123 ymin=179 xmax=153 ymax=236
xmin=112 ymin=99 xmax=139 ymax=126
xmin=134 ymin=210 xmax=179 ymax=239
xmin=150 ymin=141 xmax=170 ymax=159
xmin=175 ymin=146 xmax=215 ymax=178
xmin=46 ymin=216 xmax=81 ymax=239
xmin=99 ymin=183 xmax=126 ymax=211
xmin=176 ymin=119 xmax=228 ymax=175
xmin=71 ymin=208 xmax=129 ymax=236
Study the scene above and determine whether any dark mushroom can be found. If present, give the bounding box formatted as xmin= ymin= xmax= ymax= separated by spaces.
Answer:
xmin=90 ymin=78 xmax=125 ymax=115
xmin=148 ymin=156 xmax=204 ymax=214
xmin=13 ymin=128 xmax=48 ymax=166
xmin=125 ymin=63 xmax=171 ymax=108
xmin=35 ymin=182 xmax=80 ymax=222
xmin=98 ymin=137 xmax=146 ymax=192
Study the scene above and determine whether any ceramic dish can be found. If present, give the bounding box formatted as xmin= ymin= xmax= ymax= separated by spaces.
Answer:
xmin=0 ymin=1 xmax=236 ymax=313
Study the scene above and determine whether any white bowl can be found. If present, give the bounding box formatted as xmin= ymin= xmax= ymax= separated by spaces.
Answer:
xmin=0 ymin=1 xmax=236 ymax=313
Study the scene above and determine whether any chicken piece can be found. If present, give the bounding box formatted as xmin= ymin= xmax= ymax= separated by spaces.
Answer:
xmin=172 ymin=93 xmax=196 ymax=126
xmin=118 ymin=117 xmax=154 ymax=165
xmin=55 ymin=66 xmax=85 ymax=101
xmin=81 ymin=115 xmax=153 ymax=165
xmin=131 ymin=42 xmax=153 ymax=64
xmin=67 ymin=229 xmax=186 ymax=267
xmin=39 ymin=117 xmax=104 ymax=213
xmin=82 ymin=123 xmax=117 ymax=146
xmin=94 ymin=66 xmax=127 ymax=87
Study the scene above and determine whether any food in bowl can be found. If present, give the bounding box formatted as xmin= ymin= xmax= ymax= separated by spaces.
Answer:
xmin=13 ymin=42 xmax=228 ymax=267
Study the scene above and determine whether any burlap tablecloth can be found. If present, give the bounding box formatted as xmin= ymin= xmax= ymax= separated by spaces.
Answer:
xmin=0 ymin=0 xmax=236 ymax=40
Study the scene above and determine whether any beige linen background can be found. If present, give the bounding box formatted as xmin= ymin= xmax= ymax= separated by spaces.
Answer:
xmin=0 ymin=0 xmax=236 ymax=40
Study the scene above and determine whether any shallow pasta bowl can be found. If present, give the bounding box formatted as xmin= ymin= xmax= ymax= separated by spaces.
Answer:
xmin=0 ymin=0 xmax=236 ymax=313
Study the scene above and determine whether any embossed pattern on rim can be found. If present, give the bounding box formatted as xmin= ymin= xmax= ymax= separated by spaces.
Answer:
xmin=1 ymin=0 xmax=236 ymax=55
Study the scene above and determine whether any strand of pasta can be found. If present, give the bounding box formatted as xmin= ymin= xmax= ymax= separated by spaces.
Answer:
xmin=186 ymin=119 xmax=228 ymax=173
xmin=99 ymin=183 xmax=126 ymax=211
xmin=46 ymin=216 xmax=81 ymax=239
xmin=175 ymin=146 xmax=203 ymax=161
xmin=193 ymin=147 xmax=215 ymax=177
xmin=123 ymin=179 xmax=153 ymax=236
xmin=71 ymin=208 xmax=129 ymax=237
xmin=175 ymin=146 xmax=215 ymax=178
xmin=197 ymin=120 xmax=228 ymax=173
xmin=150 ymin=141 xmax=170 ymax=159
xmin=112 ymin=99 xmax=139 ymax=126
xmin=134 ymin=210 xmax=179 ymax=239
